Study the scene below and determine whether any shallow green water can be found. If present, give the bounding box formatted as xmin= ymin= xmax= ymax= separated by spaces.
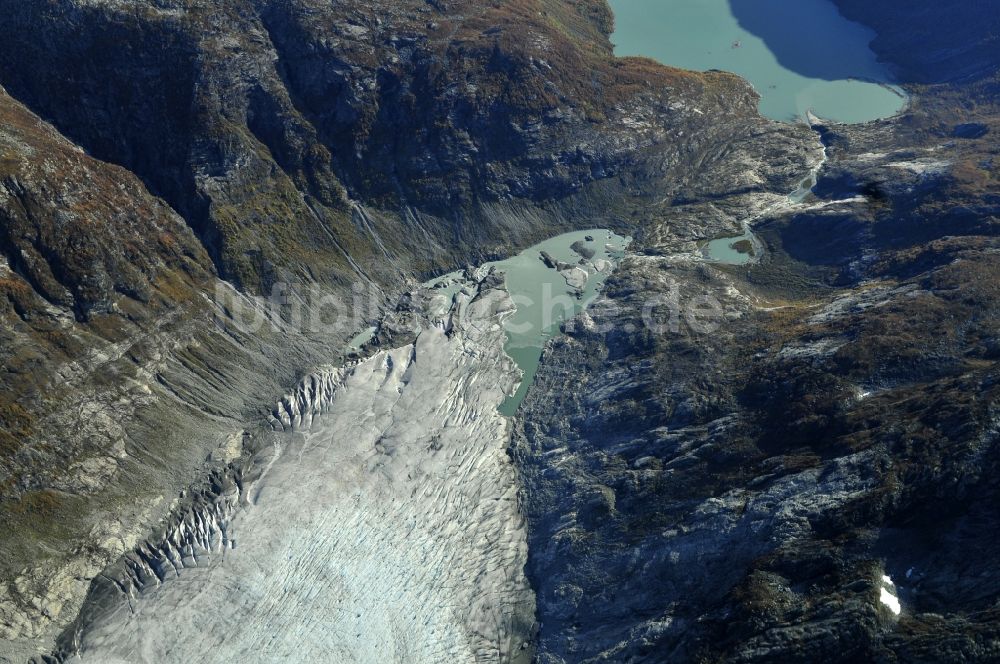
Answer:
xmin=705 ymin=230 xmax=755 ymax=265
xmin=346 ymin=326 xmax=378 ymax=351
xmin=494 ymin=230 xmax=629 ymax=415
xmin=608 ymin=0 xmax=906 ymax=123
xmin=429 ymin=230 xmax=630 ymax=416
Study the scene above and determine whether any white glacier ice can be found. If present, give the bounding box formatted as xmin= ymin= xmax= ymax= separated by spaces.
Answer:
xmin=67 ymin=274 xmax=533 ymax=663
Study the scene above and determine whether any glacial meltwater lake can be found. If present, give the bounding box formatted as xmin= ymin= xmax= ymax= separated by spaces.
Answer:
xmin=429 ymin=230 xmax=630 ymax=416
xmin=608 ymin=0 xmax=906 ymax=123
xmin=497 ymin=230 xmax=629 ymax=414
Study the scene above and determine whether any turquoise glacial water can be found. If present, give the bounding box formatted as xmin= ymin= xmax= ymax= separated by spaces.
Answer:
xmin=705 ymin=229 xmax=756 ymax=265
xmin=495 ymin=230 xmax=629 ymax=415
xmin=608 ymin=0 xmax=906 ymax=123
xmin=428 ymin=230 xmax=630 ymax=416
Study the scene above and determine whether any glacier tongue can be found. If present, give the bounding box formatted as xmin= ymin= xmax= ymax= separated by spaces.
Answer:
xmin=68 ymin=273 xmax=533 ymax=663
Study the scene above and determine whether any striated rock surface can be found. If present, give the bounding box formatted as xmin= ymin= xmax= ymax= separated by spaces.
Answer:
xmin=515 ymin=169 xmax=1000 ymax=662
xmin=0 ymin=0 xmax=807 ymax=292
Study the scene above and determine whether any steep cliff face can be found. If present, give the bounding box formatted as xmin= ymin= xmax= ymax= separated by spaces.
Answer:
xmin=0 ymin=87 xmax=358 ymax=660
xmin=0 ymin=86 xmax=217 ymax=603
xmin=5 ymin=0 xmax=996 ymax=661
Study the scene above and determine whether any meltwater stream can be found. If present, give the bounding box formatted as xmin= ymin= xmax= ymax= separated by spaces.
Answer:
xmin=702 ymin=145 xmax=828 ymax=265
xmin=608 ymin=0 xmax=894 ymax=263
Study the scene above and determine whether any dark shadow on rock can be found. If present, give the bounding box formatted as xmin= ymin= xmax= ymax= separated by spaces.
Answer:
xmin=953 ymin=123 xmax=990 ymax=140
xmin=831 ymin=0 xmax=1000 ymax=83
xmin=777 ymin=212 xmax=867 ymax=268
xmin=728 ymin=0 xmax=892 ymax=83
